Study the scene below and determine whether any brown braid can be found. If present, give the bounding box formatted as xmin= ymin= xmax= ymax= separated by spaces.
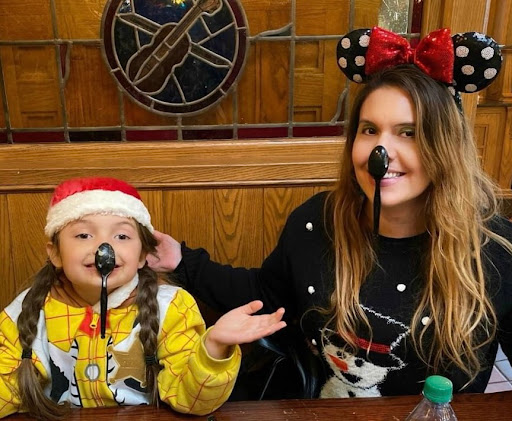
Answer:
xmin=134 ymin=224 xmax=162 ymax=405
xmin=16 ymin=259 xmax=69 ymax=420
xmin=135 ymin=265 xmax=162 ymax=405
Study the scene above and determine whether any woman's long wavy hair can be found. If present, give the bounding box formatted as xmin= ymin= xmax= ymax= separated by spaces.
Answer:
xmin=15 ymin=222 xmax=161 ymax=420
xmin=326 ymin=64 xmax=512 ymax=385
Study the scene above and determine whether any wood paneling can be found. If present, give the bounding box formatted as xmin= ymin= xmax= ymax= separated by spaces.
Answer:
xmin=0 ymin=139 xmax=342 ymax=190
xmin=0 ymin=0 xmax=53 ymax=40
xmin=6 ymin=192 xmax=51 ymax=299
xmin=0 ymin=140 xmax=339 ymax=309
xmin=263 ymin=186 xmax=316 ymax=256
xmin=54 ymin=0 xmax=104 ymax=39
xmin=242 ymin=0 xmax=291 ymax=37
xmin=0 ymin=46 xmax=62 ymax=128
xmin=482 ymin=0 xmax=512 ymax=102
xmin=353 ymin=0 xmax=381 ymax=29
xmin=162 ymin=189 xmax=215 ymax=252
xmin=238 ymin=42 xmax=290 ymax=124
xmin=65 ymin=44 xmax=120 ymax=127
xmin=213 ymin=188 xmax=264 ymax=267
xmin=422 ymin=0 xmax=491 ymax=123
xmin=474 ymin=106 xmax=507 ymax=181
xmin=296 ymin=0 xmax=349 ymax=36
xmin=0 ymin=195 xmax=14 ymax=310
xmin=294 ymin=39 xmax=345 ymax=122
xmin=497 ymin=107 xmax=512 ymax=189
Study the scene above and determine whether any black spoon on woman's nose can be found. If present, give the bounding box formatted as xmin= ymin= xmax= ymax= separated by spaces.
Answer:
xmin=368 ymin=146 xmax=389 ymax=236
xmin=95 ymin=242 xmax=115 ymax=339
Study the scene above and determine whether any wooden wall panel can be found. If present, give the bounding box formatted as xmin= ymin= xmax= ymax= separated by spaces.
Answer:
xmin=353 ymin=0 xmax=381 ymax=28
xmin=182 ymin=93 xmax=234 ymax=126
xmin=138 ymin=190 xmax=165 ymax=233
xmin=263 ymin=186 xmax=316 ymax=257
xmin=213 ymin=188 xmax=264 ymax=268
xmin=0 ymin=195 xmax=14 ymax=310
xmin=238 ymin=42 xmax=290 ymax=124
xmin=296 ymin=0 xmax=349 ymax=36
xmin=242 ymin=0 xmax=291 ymax=36
xmin=7 ymin=192 xmax=50 ymax=294
xmin=65 ymin=45 xmax=120 ymax=127
xmin=498 ymin=107 xmax=512 ymax=189
xmin=294 ymin=39 xmax=345 ymax=122
xmin=474 ymin=107 xmax=507 ymax=181
xmin=54 ymin=0 xmax=104 ymax=39
xmin=0 ymin=0 xmax=53 ymax=40
xmin=0 ymin=46 xmax=62 ymax=128
xmin=0 ymin=91 xmax=5 ymax=128
xmin=422 ymin=0 xmax=491 ymax=123
xmin=162 ymin=189 xmax=215 ymax=252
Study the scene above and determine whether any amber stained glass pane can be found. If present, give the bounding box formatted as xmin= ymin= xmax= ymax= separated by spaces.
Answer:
xmin=242 ymin=0 xmax=291 ymax=37
xmin=294 ymin=39 xmax=344 ymax=122
xmin=0 ymin=46 xmax=62 ymax=129
xmin=0 ymin=0 xmax=53 ymax=40
xmin=296 ymin=0 xmax=349 ymax=36
xmin=238 ymin=42 xmax=290 ymax=124
xmin=55 ymin=0 xmax=104 ymax=39
xmin=65 ymin=44 xmax=120 ymax=127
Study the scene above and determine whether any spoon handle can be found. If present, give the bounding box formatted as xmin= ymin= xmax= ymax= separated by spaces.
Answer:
xmin=373 ymin=181 xmax=381 ymax=236
xmin=100 ymin=275 xmax=108 ymax=339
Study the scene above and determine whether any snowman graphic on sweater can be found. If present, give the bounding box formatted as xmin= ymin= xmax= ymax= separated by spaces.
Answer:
xmin=320 ymin=305 xmax=410 ymax=398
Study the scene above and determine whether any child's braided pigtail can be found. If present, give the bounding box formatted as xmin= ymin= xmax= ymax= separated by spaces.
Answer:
xmin=135 ymin=264 xmax=162 ymax=405
xmin=16 ymin=262 xmax=68 ymax=420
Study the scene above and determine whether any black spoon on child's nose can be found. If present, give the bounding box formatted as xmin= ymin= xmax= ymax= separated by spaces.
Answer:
xmin=95 ymin=242 xmax=115 ymax=339
xmin=368 ymin=146 xmax=389 ymax=236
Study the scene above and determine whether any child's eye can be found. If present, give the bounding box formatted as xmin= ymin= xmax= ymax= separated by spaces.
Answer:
xmin=75 ymin=233 xmax=91 ymax=239
xmin=115 ymin=234 xmax=130 ymax=240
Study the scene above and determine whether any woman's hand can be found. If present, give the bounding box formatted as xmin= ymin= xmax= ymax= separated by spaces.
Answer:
xmin=146 ymin=230 xmax=183 ymax=272
xmin=205 ymin=301 xmax=286 ymax=359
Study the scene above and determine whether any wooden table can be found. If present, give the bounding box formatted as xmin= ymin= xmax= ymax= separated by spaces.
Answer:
xmin=6 ymin=391 xmax=512 ymax=420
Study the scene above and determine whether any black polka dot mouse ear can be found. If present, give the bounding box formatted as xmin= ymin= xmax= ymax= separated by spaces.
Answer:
xmin=452 ymin=32 xmax=502 ymax=93
xmin=337 ymin=28 xmax=372 ymax=83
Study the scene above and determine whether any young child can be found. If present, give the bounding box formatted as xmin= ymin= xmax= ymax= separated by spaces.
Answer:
xmin=0 ymin=177 xmax=286 ymax=419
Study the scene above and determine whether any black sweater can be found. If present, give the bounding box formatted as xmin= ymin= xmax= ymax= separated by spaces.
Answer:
xmin=177 ymin=192 xmax=512 ymax=397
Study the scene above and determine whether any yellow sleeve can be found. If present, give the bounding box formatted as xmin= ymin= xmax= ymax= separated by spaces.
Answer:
xmin=0 ymin=310 xmax=22 ymax=418
xmin=0 ymin=309 xmax=49 ymax=419
xmin=157 ymin=289 xmax=241 ymax=415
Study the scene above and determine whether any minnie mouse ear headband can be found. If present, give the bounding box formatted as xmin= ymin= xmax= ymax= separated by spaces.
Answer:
xmin=337 ymin=26 xmax=502 ymax=95
xmin=45 ymin=177 xmax=153 ymax=237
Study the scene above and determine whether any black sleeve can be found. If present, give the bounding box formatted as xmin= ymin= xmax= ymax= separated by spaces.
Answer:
xmin=174 ymin=220 xmax=295 ymax=317
xmin=498 ymin=308 xmax=512 ymax=361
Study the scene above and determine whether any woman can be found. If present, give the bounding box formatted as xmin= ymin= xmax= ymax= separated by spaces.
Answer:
xmin=149 ymin=30 xmax=512 ymax=398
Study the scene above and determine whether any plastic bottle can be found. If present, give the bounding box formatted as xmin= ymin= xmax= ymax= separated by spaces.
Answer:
xmin=405 ymin=375 xmax=458 ymax=420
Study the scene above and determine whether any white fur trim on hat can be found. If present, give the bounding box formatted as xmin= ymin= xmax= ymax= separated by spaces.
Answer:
xmin=45 ymin=189 xmax=153 ymax=237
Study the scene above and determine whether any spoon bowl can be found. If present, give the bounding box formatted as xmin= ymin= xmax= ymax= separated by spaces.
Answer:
xmin=95 ymin=242 xmax=115 ymax=277
xmin=368 ymin=145 xmax=389 ymax=180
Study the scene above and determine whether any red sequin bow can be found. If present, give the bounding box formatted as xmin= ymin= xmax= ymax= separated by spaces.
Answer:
xmin=366 ymin=27 xmax=454 ymax=84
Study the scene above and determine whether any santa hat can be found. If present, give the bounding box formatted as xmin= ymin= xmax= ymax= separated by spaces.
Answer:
xmin=45 ymin=177 xmax=153 ymax=237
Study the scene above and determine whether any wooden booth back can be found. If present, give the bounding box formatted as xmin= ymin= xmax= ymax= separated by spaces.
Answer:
xmin=0 ymin=139 xmax=341 ymax=310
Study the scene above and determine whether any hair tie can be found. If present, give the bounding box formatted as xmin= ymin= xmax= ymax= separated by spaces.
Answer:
xmin=337 ymin=26 xmax=502 ymax=94
xmin=145 ymin=354 xmax=158 ymax=366
xmin=21 ymin=348 xmax=32 ymax=359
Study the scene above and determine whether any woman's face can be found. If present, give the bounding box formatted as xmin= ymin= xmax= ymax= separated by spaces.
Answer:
xmin=352 ymin=86 xmax=431 ymax=218
xmin=47 ymin=214 xmax=146 ymax=305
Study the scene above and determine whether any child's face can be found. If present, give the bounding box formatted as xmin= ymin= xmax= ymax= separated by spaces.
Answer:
xmin=47 ymin=214 xmax=146 ymax=305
